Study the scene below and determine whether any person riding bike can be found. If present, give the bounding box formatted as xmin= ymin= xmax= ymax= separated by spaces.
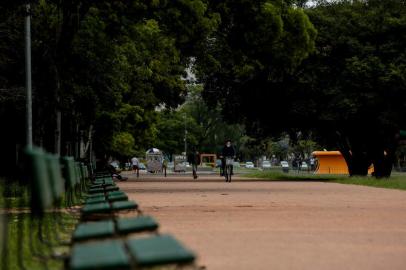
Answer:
xmin=220 ymin=140 xmax=236 ymax=182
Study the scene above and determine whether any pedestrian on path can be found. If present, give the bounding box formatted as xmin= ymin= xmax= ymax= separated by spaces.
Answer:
xmin=188 ymin=147 xmax=201 ymax=179
xmin=163 ymin=158 xmax=168 ymax=177
xmin=131 ymin=156 xmax=140 ymax=178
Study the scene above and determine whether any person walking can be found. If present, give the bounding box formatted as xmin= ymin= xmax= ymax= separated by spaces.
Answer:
xmin=310 ymin=156 xmax=315 ymax=171
xmin=131 ymin=156 xmax=140 ymax=178
xmin=162 ymin=158 xmax=168 ymax=177
xmin=188 ymin=147 xmax=200 ymax=179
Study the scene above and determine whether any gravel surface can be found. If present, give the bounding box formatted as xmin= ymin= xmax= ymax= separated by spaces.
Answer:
xmin=118 ymin=174 xmax=406 ymax=270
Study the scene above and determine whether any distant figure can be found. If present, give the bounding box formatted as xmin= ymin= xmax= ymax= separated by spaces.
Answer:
xmin=310 ymin=157 xmax=315 ymax=171
xmin=108 ymin=163 xmax=128 ymax=181
xmin=216 ymin=158 xmax=223 ymax=176
xmin=188 ymin=147 xmax=201 ymax=179
xmin=296 ymin=156 xmax=302 ymax=172
xmin=271 ymin=155 xmax=278 ymax=166
xmin=220 ymin=139 xmax=236 ymax=180
xmin=162 ymin=158 xmax=168 ymax=177
xmin=131 ymin=156 xmax=140 ymax=178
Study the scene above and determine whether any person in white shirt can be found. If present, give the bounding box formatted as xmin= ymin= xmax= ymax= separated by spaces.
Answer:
xmin=310 ymin=157 xmax=315 ymax=171
xmin=131 ymin=157 xmax=140 ymax=178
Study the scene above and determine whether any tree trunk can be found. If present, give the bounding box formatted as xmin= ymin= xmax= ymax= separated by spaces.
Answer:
xmin=338 ymin=128 xmax=398 ymax=178
xmin=371 ymin=135 xmax=398 ymax=178
xmin=372 ymin=154 xmax=393 ymax=178
xmin=341 ymin=150 xmax=370 ymax=176
xmin=80 ymin=125 xmax=93 ymax=159
xmin=336 ymin=130 xmax=370 ymax=177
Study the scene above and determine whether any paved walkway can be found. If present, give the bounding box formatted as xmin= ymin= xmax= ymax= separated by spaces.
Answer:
xmin=118 ymin=174 xmax=406 ymax=270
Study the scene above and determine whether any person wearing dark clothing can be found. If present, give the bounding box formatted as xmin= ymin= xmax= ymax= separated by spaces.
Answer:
xmin=220 ymin=140 xmax=236 ymax=179
xmin=162 ymin=159 xmax=168 ymax=177
xmin=187 ymin=148 xmax=201 ymax=179
xmin=107 ymin=164 xmax=128 ymax=181
xmin=221 ymin=141 xmax=236 ymax=157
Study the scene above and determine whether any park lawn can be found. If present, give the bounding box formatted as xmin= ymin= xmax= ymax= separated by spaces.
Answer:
xmin=245 ymin=171 xmax=406 ymax=191
xmin=1 ymin=179 xmax=78 ymax=269
xmin=0 ymin=180 xmax=29 ymax=209
xmin=2 ymin=212 xmax=76 ymax=270
xmin=1 ymin=179 xmax=80 ymax=209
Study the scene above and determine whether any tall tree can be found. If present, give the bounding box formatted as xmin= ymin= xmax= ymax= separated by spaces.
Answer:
xmin=295 ymin=0 xmax=406 ymax=177
xmin=0 ymin=0 xmax=218 ymax=174
xmin=155 ymin=84 xmax=246 ymax=158
xmin=197 ymin=0 xmax=316 ymax=131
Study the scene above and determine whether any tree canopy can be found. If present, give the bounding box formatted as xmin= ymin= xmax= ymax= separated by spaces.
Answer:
xmin=1 ymin=0 xmax=405 ymax=178
xmin=0 ymin=0 xmax=218 ymax=175
xmin=296 ymin=0 xmax=406 ymax=176
xmin=154 ymin=84 xmax=246 ymax=159
xmin=198 ymin=0 xmax=317 ymax=133
xmin=199 ymin=0 xmax=406 ymax=177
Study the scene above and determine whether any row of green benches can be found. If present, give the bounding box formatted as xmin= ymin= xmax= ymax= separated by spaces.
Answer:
xmin=20 ymin=146 xmax=197 ymax=270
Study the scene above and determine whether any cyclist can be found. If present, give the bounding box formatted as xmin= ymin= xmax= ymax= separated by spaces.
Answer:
xmin=220 ymin=140 xmax=236 ymax=182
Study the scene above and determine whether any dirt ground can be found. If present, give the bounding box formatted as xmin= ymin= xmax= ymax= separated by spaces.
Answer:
xmin=118 ymin=174 xmax=406 ymax=270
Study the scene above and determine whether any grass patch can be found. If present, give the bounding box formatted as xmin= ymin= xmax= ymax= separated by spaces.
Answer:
xmin=2 ymin=212 xmax=77 ymax=270
xmin=1 ymin=179 xmax=82 ymax=270
xmin=244 ymin=171 xmax=406 ymax=190
xmin=1 ymin=179 xmax=85 ymax=209
xmin=0 ymin=179 xmax=31 ymax=209
xmin=332 ymin=176 xmax=406 ymax=190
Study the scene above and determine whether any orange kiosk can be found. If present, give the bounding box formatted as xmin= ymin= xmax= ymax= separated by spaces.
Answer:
xmin=312 ymin=151 xmax=349 ymax=174
xmin=312 ymin=151 xmax=374 ymax=175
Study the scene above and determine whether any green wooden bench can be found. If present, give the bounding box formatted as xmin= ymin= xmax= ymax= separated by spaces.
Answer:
xmin=69 ymin=234 xmax=196 ymax=270
xmin=72 ymin=215 xmax=159 ymax=241
xmin=61 ymin=157 xmax=139 ymax=220
xmin=21 ymin=147 xmax=76 ymax=267
xmin=24 ymin=146 xmax=197 ymax=270
xmin=27 ymin=147 xmax=157 ymax=243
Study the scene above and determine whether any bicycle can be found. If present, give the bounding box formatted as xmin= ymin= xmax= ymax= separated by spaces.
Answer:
xmin=224 ymin=157 xmax=234 ymax=182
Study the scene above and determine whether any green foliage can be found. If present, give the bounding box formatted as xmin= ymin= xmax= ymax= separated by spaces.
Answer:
xmin=294 ymin=139 xmax=320 ymax=157
xmin=0 ymin=0 xmax=217 ymax=168
xmin=194 ymin=0 xmax=405 ymax=177
xmin=303 ymin=0 xmax=406 ymax=126
xmin=110 ymin=132 xmax=136 ymax=158
xmin=196 ymin=0 xmax=317 ymax=144
xmin=2 ymin=213 xmax=75 ymax=270
xmin=263 ymin=136 xmax=291 ymax=160
xmin=155 ymin=84 xmax=246 ymax=157
xmin=295 ymin=0 xmax=406 ymax=176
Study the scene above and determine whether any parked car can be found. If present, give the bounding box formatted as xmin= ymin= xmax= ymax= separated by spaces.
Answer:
xmin=280 ymin=161 xmax=289 ymax=173
xmin=167 ymin=162 xmax=174 ymax=169
xmin=245 ymin=161 xmax=255 ymax=168
xmin=300 ymin=161 xmax=308 ymax=171
xmin=181 ymin=162 xmax=191 ymax=167
xmin=233 ymin=161 xmax=240 ymax=168
xmin=261 ymin=160 xmax=271 ymax=169
xmin=138 ymin=163 xmax=146 ymax=170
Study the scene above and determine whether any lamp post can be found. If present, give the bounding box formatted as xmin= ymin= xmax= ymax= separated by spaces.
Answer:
xmin=25 ymin=3 xmax=32 ymax=148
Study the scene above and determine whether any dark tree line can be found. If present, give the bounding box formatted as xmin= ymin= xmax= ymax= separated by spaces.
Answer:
xmin=0 ymin=0 xmax=218 ymax=178
xmin=200 ymin=0 xmax=406 ymax=177
xmin=1 ymin=0 xmax=405 ymax=179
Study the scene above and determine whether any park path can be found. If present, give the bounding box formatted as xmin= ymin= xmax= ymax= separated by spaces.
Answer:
xmin=118 ymin=174 xmax=406 ymax=270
